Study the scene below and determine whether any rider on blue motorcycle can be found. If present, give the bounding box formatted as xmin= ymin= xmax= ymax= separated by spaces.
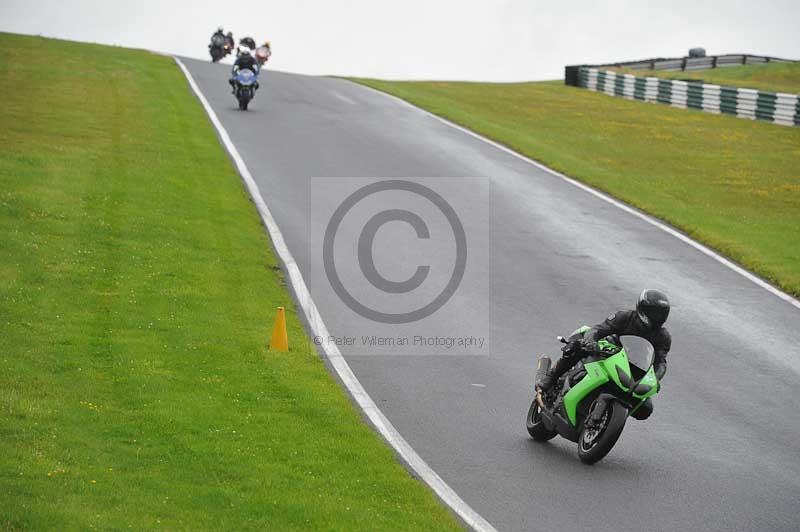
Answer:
xmin=229 ymin=47 xmax=259 ymax=93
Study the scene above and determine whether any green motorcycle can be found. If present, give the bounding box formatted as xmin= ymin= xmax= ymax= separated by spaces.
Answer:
xmin=526 ymin=326 xmax=660 ymax=464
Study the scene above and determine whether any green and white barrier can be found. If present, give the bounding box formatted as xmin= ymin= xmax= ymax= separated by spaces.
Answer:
xmin=578 ymin=67 xmax=799 ymax=127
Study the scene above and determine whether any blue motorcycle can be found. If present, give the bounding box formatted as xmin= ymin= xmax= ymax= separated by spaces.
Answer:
xmin=232 ymin=68 xmax=258 ymax=110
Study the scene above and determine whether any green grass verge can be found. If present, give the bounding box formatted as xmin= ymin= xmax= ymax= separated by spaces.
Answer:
xmin=611 ymin=62 xmax=800 ymax=94
xmin=349 ymin=78 xmax=800 ymax=296
xmin=0 ymin=32 xmax=461 ymax=531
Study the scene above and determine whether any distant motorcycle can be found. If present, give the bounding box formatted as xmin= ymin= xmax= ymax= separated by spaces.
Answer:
xmin=239 ymin=36 xmax=256 ymax=50
xmin=232 ymin=68 xmax=259 ymax=110
xmin=209 ymin=33 xmax=226 ymax=62
xmin=255 ymin=45 xmax=271 ymax=66
xmin=224 ymin=33 xmax=235 ymax=56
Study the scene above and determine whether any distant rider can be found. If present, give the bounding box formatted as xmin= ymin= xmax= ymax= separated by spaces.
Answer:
xmin=239 ymin=36 xmax=256 ymax=50
xmin=209 ymin=27 xmax=225 ymax=48
xmin=537 ymin=289 xmax=671 ymax=419
xmin=229 ymin=47 xmax=259 ymax=93
xmin=255 ymin=40 xmax=272 ymax=66
xmin=211 ymin=26 xmax=225 ymax=41
xmin=224 ymin=31 xmax=235 ymax=51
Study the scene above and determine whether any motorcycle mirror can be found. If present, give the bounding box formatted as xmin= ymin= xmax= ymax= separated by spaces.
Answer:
xmin=557 ymin=336 xmax=567 ymax=344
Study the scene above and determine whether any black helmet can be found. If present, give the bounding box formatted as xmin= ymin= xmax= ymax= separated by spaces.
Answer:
xmin=636 ymin=289 xmax=670 ymax=329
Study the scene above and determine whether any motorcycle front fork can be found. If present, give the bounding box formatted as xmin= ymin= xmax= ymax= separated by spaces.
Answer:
xmin=586 ymin=396 xmax=608 ymax=427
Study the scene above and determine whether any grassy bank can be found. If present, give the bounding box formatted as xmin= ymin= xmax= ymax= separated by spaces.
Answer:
xmin=351 ymin=78 xmax=800 ymax=296
xmin=0 ymin=33 xmax=460 ymax=531
xmin=611 ymin=62 xmax=800 ymax=94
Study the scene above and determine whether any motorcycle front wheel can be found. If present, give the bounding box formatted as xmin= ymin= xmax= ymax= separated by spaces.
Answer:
xmin=526 ymin=399 xmax=557 ymax=441
xmin=238 ymin=91 xmax=250 ymax=110
xmin=577 ymin=400 xmax=627 ymax=464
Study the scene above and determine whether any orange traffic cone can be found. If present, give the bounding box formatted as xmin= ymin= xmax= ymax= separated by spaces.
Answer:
xmin=270 ymin=306 xmax=289 ymax=351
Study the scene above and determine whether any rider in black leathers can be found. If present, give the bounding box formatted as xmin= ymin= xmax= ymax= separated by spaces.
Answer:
xmin=209 ymin=27 xmax=225 ymax=53
xmin=239 ymin=36 xmax=256 ymax=50
xmin=538 ymin=289 xmax=671 ymax=419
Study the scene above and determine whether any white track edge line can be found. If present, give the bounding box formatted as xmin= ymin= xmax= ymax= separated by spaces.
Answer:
xmin=349 ymin=80 xmax=800 ymax=311
xmin=173 ymin=57 xmax=498 ymax=532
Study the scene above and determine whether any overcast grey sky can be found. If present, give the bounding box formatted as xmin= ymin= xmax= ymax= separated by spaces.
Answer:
xmin=1 ymin=0 xmax=798 ymax=81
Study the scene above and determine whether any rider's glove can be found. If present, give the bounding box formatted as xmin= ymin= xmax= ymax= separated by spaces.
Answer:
xmin=562 ymin=340 xmax=580 ymax=355
xmin=579 ymin=338 xmax=598 ymax=353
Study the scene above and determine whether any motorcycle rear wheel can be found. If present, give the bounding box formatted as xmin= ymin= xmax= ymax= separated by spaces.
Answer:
xmin=577 ymin=400 xmax=627 ymax=464
xmin=526 ymin=399 xmax=557 ymax=441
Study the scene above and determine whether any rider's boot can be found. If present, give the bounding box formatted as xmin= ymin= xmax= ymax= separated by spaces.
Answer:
xmin=537 ymin=355 xmax=575 ymax=391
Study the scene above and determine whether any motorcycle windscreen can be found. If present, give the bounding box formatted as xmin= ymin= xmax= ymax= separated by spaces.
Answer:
xmin=619 ymin=335 xmax=655 ymax=372
xmin=236 ymin=70 xmax=257 ymax=85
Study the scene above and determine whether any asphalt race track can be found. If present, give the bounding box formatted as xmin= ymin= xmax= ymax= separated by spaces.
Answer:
xmin=181 ymin=58 xmax=800 ymax=532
